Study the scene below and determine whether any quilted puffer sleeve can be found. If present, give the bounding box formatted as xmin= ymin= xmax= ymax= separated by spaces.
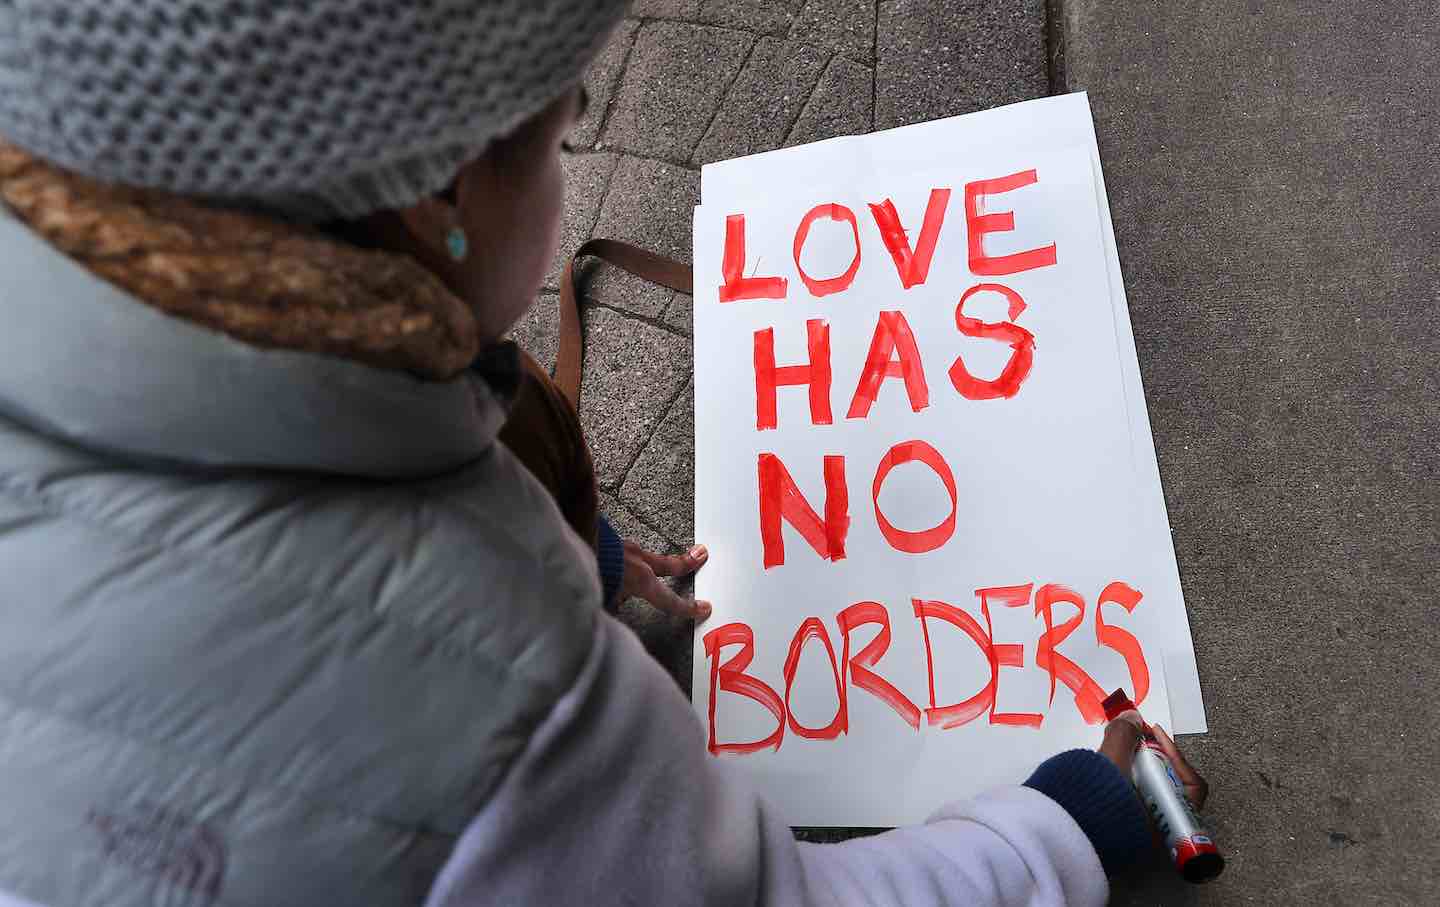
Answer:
xmin=423 ymin=617 xmax=1111 ymax=907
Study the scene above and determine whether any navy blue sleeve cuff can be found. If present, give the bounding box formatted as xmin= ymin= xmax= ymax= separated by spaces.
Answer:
xmin=1024 ymin=749 xmax=1151 ymax=875
xmin=595 ymin=514 xmax=625 ymax=614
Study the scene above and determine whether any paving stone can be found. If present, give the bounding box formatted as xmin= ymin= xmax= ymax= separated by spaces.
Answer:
xmin=662 ymin=291 xmax=694 ymax=336
xmin=619 ymin=382 xmax=695 ymax=547
xmin=601 ymin=21 xmax=754 ymax=162
xmin=788 ymin=0 xmax=876 ymax=63
xmin=785 ymin=55 xmax=874 ymax=146
xmin=593 ymin=157 xmax=700 ymax=262
xmin=507 ymin=293 xmax=559 ymax=374
xmin=599 ymin=491 xmax=669 ymax=554
xmin=696 ymin=0 xmax=800 ymax=37
xmin=692 ymin=37 xmax=830 ymax=166
xmin=629 ymin=0 xmax=700 ymax=17
xmin=580 ymin=307 xmax=693 ymax=489
xmin=588 ymin=156 xmax=698 ymax=317
xmin=631 ymin=0 xmax=801 ymax=36
xmin=600 ymin=490 xmax=696 ymax=695
xmin=876 ymin=0 xmax=1047 ymax=130
xmin=572 ymin=19 xmax=640 ymax=148
xmin=544 ymin=152 xmax=618 ymax=292
xmin=587 ymin=269 xmax=678 ymax=320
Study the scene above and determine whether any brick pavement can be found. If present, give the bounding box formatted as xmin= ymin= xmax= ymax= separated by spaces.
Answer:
xmin=510 ymin=1 xmax=1052 ymax=695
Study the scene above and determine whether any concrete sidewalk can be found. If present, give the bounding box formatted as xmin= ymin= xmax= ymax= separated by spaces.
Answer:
xmin=513 ymin=2 xmax=1440 ymax=903
xmin=1062 ymin=2 xmax=1439 ymax=903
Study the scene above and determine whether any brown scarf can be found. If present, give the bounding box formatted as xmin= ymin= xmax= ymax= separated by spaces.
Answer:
xmin=0 ymin=141 xmax=601 ymax=540
xmin=0 ymin=142 xmax=478 ymax=380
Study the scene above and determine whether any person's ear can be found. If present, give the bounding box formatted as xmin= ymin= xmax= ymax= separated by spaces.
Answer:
xmin=394 ymin=193 xmax=462 ymax=267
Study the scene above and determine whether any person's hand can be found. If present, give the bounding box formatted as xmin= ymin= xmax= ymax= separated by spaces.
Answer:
xmin=1151 ymin=724 xmax=1210 ymax=810
xmin=1099 ymin=708 xmax=1145 ymax=776
xmin=619 ymin=541 xmax=712 ymax=622
xmin=1100 ymin=711 xmax=1211 ymax=811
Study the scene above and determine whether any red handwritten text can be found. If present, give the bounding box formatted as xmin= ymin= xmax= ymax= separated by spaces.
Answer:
xmin=704 ymin=582 xmax=1152 ymax=755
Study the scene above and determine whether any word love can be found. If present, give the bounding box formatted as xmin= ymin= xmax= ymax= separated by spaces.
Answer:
xmin=720 ymin=169 xmax=1057 ymax=303
xmin=703 ymin=581 xmax=1152 ymax=756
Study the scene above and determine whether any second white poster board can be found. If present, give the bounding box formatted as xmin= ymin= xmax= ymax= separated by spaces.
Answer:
xmin=690 ymin=93 xmax=1204 ymax=827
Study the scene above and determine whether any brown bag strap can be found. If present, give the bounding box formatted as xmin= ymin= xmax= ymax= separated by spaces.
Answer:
xmin=556 ymin=238 xmax=693 ymax=407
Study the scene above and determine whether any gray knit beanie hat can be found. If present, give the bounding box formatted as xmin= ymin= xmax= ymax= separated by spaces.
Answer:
xmin=0 ymin=0 xmax=627 ymax=222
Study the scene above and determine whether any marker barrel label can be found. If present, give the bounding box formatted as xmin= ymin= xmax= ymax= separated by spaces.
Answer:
xmin=1132 ymin=741 xmax=1222 ymax=880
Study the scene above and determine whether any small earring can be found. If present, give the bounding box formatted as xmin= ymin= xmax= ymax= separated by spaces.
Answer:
xmin=445 ymin=226 xmax=468 ymax=262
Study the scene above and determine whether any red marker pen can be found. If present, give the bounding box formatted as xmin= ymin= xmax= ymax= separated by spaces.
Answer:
xmin=1102 ymin=689 xmax=1225 ymax=883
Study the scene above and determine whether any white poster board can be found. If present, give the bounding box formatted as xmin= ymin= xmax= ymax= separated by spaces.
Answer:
xmin=691 ymin=93 xmax=1205 ymax=827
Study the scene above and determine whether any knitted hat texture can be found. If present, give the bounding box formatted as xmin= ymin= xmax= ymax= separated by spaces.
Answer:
xmin=0 ymin=0 xmax=627 ymax=221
